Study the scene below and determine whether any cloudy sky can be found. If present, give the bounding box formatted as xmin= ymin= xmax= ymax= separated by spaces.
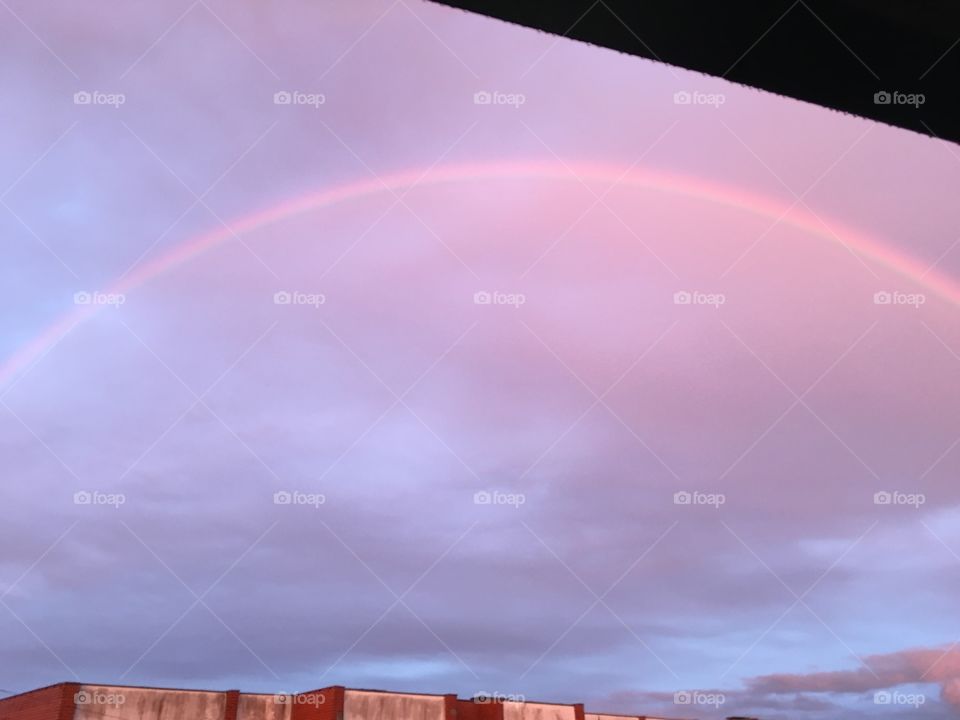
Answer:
xmin=2 ymin=2 xmax=960 ymax=719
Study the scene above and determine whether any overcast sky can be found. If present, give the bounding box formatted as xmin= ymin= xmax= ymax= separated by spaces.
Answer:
xmin=2 ymin=2 xmax=960 ymax=719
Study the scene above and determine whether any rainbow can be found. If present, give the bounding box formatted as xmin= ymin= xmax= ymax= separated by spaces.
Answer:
xmin=2 ymin=160 xmax=956 ymax=390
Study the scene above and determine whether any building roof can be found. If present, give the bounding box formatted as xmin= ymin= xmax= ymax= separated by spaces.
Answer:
xmin=429 ymin=0 xmax=960 ymax=145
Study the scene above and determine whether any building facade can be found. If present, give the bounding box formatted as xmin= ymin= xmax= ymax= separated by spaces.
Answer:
xmin=0 ymin=685 xmax=680 ymax=720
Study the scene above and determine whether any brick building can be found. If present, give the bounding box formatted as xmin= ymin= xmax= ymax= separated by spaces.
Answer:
xmin=0 ymin=684 xmax=681 ymax=720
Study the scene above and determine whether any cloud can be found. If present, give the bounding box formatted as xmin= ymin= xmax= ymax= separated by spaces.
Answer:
xmin=748 ymin=646 xmax=960 ymax=710
xmin=594 ymin=648 xmax=960 ymax=719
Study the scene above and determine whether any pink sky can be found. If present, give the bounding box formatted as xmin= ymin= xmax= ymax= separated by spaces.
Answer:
xmin=2 ymin=2 xmax=960 ymax=719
